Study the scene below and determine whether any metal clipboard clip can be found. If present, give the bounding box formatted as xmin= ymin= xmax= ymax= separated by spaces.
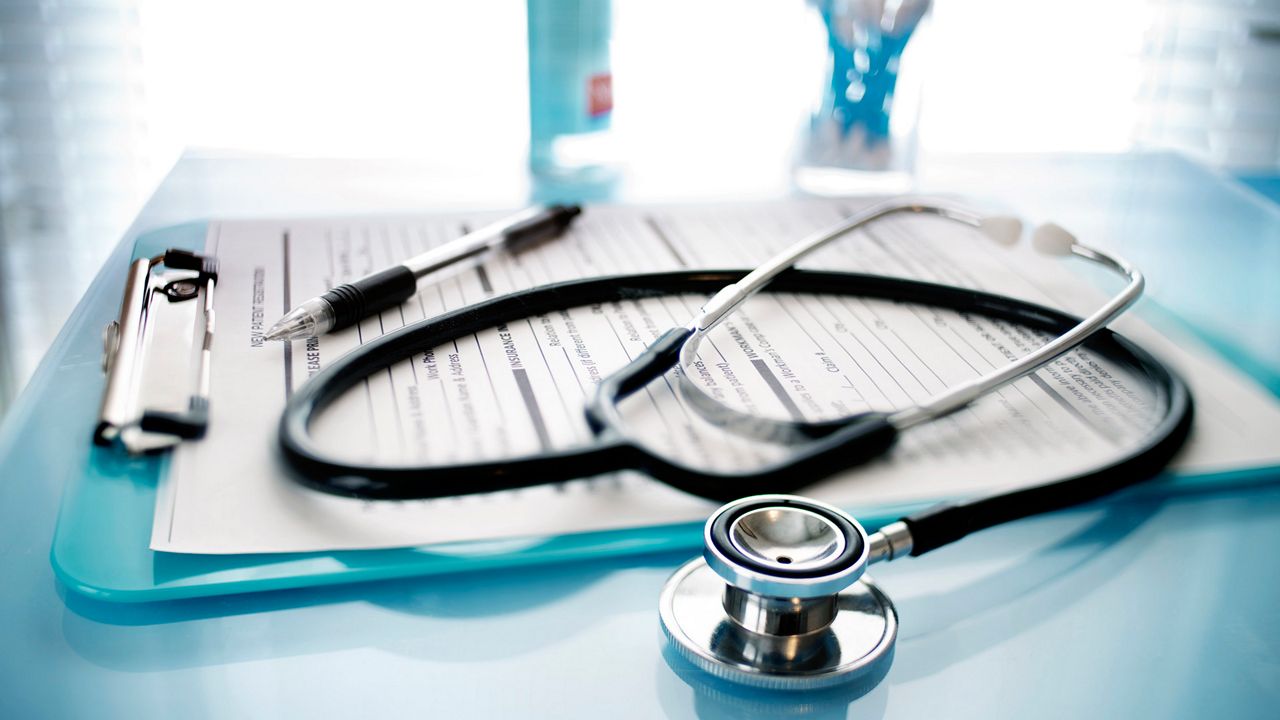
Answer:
xmin=95 ymin=249 xmax=218 ymax=453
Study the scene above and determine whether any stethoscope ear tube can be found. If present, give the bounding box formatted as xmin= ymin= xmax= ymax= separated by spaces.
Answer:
xmin=584 ymin=327 xmax=694 ymax=435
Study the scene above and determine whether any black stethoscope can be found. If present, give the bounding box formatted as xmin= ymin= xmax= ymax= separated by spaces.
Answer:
xmin=280 ymin=198 xmax=1191 ymax=504
xmin=278 ymin=198 xmax=1192 ymax=692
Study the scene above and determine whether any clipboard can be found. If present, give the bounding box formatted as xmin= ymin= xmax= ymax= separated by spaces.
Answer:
xmin=50 ymin=222 xmax=714 ymax=602
xmin=49 ymin=222 xmax=1280 ymax=603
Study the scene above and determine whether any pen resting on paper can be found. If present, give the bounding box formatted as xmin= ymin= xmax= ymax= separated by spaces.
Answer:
xmin=264 ymin=204 xmax=581 ymax=341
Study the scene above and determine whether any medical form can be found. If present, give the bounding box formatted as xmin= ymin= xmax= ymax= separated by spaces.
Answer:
xmin=152 ymin=199 xmax=1280 ymax=554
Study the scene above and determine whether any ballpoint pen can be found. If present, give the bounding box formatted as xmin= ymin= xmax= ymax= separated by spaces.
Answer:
xmin=264 ymin=204 xmax=582 ymax=341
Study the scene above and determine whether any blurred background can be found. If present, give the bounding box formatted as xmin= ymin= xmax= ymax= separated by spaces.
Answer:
xmin=1 ymin=0 xmax=1279 ymax=416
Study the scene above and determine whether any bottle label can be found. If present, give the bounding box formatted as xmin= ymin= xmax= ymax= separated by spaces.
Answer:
xmin=588 ymin=73 xmax=613 ymax=118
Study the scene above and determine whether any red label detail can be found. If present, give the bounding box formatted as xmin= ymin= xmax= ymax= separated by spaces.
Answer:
xmin=588 ymin=73 xmax=613 ymax=117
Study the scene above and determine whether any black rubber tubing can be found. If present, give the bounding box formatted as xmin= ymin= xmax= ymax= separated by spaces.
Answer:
xmin=279 ymin=269 xmax=1192 ymax=519
xmin=902 ymin=379 xmax=1193 ymax=555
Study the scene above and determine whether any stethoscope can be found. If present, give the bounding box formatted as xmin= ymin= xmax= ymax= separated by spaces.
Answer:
xmin=278 ymin=197 xmax=1193 ymax=692
xmin=279 ymin=197 xmax=1191 ymax=502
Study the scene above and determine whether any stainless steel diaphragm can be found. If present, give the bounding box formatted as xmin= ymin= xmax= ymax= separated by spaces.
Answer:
xmin=659 ymin=495 xmax=897 ymax=692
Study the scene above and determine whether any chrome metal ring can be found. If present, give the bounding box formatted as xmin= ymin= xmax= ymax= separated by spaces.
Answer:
xmin=703 ymin=495 xmax=869 ymax=599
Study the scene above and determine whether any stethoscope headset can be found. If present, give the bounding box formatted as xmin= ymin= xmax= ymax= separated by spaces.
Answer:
xmin=277 ymin=198 xmax=1193 ymax=692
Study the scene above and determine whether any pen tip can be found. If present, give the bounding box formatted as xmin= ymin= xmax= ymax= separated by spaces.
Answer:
xmin=263 ymin=323 xmax=298 ymax=342
xmin=265 ymin=302 xmax=331 ymax=341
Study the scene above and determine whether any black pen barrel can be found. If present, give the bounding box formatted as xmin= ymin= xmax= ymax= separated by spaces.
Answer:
xmin=320 ymin=265 xmax=418 ymax=331
xmin=318 ymin=205 xmax=579 ymax=332
xmin=503 ymin=204 xmax=582 ymax=251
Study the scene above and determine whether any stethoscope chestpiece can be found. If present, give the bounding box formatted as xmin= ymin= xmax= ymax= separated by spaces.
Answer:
xmin=659 ymin=495 xmax=897 ymax=693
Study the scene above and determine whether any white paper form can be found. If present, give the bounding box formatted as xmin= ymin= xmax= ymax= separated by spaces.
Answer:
xmin=153 ymin=200 xmax=1280 ymax=553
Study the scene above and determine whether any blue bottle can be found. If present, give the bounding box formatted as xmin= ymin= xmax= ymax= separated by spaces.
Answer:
xmin=526 ymin=0 xmax=616 ymax=182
